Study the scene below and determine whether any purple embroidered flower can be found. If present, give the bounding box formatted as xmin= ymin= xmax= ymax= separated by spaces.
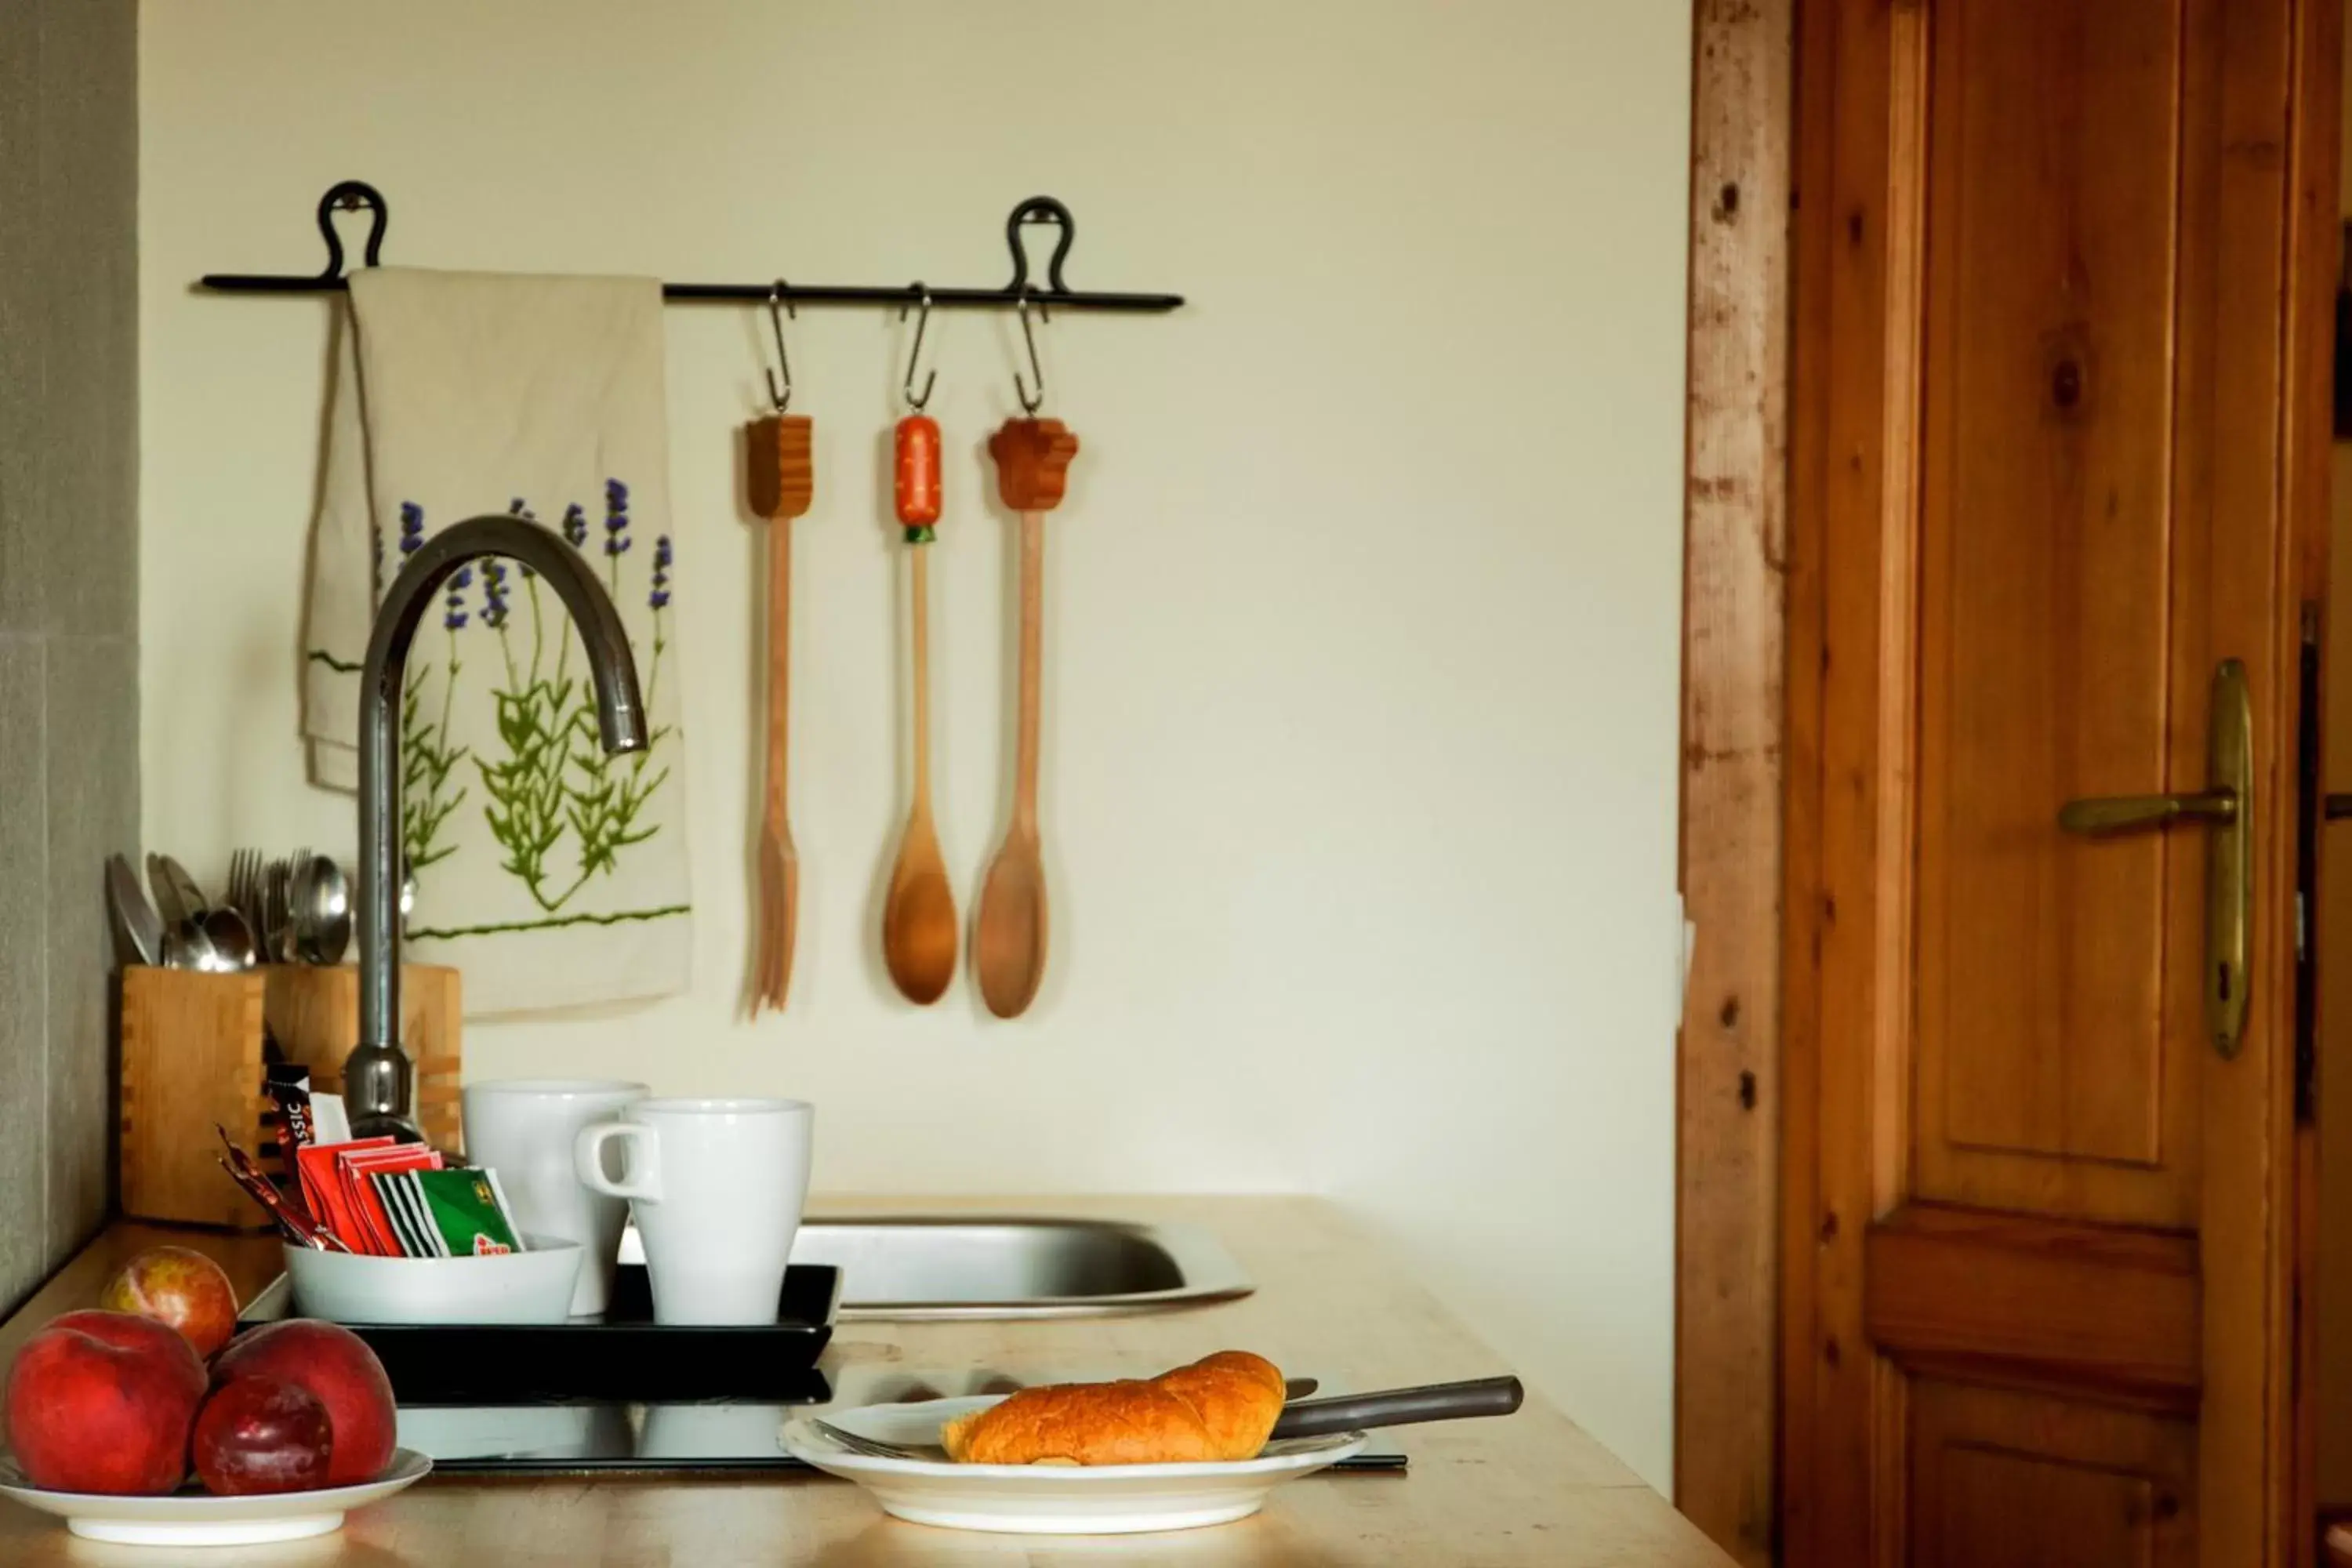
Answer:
xmin=603 ymin=478 xmax=633 ymax=558
xmin=561 ymin=503 xmax=589 ymax=550
xmin=399 ymin=502 xmax=426 ymax=555
xmin=509 ymin=499 xmax=539 ymax=576
xmin=444 ymin=564 xmax=473 ymax=632
xmin=649 ymin=534 xmax=672 ymax=611
xmin=481 ymin=558 xmax=511 ymax=629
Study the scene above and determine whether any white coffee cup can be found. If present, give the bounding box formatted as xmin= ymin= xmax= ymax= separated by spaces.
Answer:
xmin=462 ymin=1078 xmax=648 ymax=1316
xmin=573 ymin=1098 xmax=814 ymax=1327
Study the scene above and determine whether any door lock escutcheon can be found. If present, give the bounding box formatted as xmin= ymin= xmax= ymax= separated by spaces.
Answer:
xmin=2057 ymin=658 xmax=2252 ymax=1058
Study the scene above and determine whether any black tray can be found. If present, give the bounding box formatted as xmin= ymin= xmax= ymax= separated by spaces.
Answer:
xmin=238 ymin=1262 xmax=841 ymax=1402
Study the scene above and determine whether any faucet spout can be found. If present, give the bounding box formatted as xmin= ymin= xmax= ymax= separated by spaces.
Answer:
xmin=347 ymin=514 xmax=647 ymax=1140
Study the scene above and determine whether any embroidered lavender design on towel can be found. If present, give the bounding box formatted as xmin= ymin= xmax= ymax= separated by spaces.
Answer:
xmin=440 ymin=482 xmax=679 ymax=914
xmin=560 ymin=483 xmax=674 ymax=883
xmin=398 ymin=503 xmax=471 ymax=877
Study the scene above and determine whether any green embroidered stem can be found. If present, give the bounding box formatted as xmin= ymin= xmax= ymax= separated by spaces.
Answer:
xmin=407 ymin=902 xmax=689 ymax=941
xmin=478 ymin=673 xmax=584 ymax=913
xmin=400 ymin=650 xmax=471 ymax=878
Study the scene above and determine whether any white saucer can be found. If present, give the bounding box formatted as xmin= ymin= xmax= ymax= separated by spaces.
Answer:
xmin=0 ymin=1447 xmax=431 ymax=1545
xmin=782 ymin=1396 xmax=1366 ymax=1534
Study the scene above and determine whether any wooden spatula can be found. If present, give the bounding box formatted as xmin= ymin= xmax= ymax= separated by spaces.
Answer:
xmin=975 ymin=416 xmax=1080 ymax=1018
xmin=747 ymin=412 xmax=812 ymax=1014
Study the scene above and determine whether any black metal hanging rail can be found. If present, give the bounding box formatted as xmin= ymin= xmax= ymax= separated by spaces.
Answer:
xmin=197 ymin=181 xmax=1185 ymax=313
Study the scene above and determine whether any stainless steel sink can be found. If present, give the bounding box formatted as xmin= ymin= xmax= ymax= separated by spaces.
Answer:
xmin=621 ymin=1217 xmax=1254 ymax=1320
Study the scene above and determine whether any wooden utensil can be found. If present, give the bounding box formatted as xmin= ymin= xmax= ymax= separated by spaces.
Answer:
xmin=975 ymin=417 xmax=1080 ymax=1018
xmin=747 ymin=411 xmax=813 ymax=1013
xmin=882 ymin=408 xmax=958 ymax=1004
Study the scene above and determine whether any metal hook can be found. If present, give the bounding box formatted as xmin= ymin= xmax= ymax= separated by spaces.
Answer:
xmin=764 ymin=281 xmax=795 ymax=413
xmin=899 ymin=285 xmax=937 ymax=412
xmin=1014 ymin=290 xmax=1047 ymax=415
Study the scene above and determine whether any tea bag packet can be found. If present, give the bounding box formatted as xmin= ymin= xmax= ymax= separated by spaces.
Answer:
xmin=339 ymin=1144 xmax=447 ymax=1255
xmin=293 ymin=1138 xmax=446 ymax=1254
xmin=296 ymin=1138 xmax=394 ymax=1249
xmin=375 ymin=1168 xmax=528 ymax=1257
xmin=370 ymin=1173 xmax=442 ymax=1258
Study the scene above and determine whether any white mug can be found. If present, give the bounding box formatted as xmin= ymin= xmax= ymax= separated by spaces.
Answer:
xmin=461 ymin=1078 xmax=648 ymax=1317
xmin=574 ymin=1098 xmax=814 ymax=1327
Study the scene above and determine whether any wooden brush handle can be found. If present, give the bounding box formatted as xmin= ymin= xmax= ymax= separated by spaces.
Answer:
xmin=1013 ymin=510 xmax=1044 ymax=831
xmin=910 ymin=546 xmax=935 ymax=806
xmin=765 ymin=514 xmax=793 ymax=823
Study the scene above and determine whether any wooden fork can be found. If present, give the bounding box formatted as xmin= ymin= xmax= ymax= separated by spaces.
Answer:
xmin=748 ymin=412 xmax=813 ymax=1014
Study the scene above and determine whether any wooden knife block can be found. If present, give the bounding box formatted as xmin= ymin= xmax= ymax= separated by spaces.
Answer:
xmin=119 ymin=964 xmax=462 ymax=1229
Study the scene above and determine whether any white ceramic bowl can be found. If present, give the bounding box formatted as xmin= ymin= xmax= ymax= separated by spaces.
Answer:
xmin=284 ymin=1236 xmax=583 ymax=1324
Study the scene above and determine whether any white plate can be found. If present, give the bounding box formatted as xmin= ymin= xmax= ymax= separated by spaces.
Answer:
xmin=781 ymin=1396 xmax=1367 ymax=1535
xmin=0 ymin=1448 xmax=432 ymax=1546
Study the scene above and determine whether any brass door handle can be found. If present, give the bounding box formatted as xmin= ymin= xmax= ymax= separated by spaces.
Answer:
xmin=2058 ymin=790 xmax=2238 ymax=834
xmin=2054 ymin=659 xmax=2252 ymax=1058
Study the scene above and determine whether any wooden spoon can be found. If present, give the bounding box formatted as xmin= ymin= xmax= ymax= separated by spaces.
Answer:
xmin=975 ymin=417 xmax=1080 ymax=1018
xmin=884 ymin=546 xmax=958 ymax=1003
xmin=883 ymin=412 xmax=957 ymax=1004
xmin=746 ymin=412 xmax=812 ymax=1014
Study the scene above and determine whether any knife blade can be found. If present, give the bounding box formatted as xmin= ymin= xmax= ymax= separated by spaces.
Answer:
xmin=107 ymin=853 xmax=164 ymax=966
xmin=145 ymin=853 xmax=189 ymax=931
xmin=157 ymin=855 xmax=214 ymax=922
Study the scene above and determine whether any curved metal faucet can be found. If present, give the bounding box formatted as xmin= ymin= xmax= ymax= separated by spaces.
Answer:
xmin=344 ymin=514 xmax=648 ymax=1140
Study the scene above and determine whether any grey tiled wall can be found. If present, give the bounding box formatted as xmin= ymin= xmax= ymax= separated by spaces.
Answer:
xmin=0 ymin=0 xmax=139 ymax=1317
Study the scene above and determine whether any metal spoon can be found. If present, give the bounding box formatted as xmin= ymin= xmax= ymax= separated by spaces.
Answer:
xmin=200 ymin=906 xmax=259 ymax=971
xmin=289 ymin=854 xmax=351 ymax=964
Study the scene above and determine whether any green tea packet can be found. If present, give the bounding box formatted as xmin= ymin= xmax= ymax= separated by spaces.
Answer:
xmin=409 ymin=1167 xmax=527 ymax=1256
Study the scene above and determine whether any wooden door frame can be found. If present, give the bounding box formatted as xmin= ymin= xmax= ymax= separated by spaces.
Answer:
xmin=1673 ymin=1 xmax=2341 ymax=1563
xmin=1676 ymin=2 xmax=1792 ymax=1564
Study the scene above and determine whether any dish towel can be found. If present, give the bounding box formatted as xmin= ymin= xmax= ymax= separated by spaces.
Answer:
xmin=303 ymin=267 xmax=692 ymax=1015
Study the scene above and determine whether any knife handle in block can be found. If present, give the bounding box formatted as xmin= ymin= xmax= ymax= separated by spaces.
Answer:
xmin=988 ymin=418 xmax=1080 ymax=513
xmin=748 ymin=414 xmax=815 ymax=521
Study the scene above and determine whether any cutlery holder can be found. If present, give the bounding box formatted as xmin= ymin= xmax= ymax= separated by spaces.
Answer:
xmin=118 ymin=964 xmax=462 ymax=1229
xmin=119 ymin=967 xmax=268 ymax=1229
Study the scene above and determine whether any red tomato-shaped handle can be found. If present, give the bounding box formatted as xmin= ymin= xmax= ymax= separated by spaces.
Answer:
xmin=895 ymin=415 xmax=942 ymax=543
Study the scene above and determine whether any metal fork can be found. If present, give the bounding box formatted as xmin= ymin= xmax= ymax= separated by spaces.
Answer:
xmin=227 ymin=848 xmax=267 ymax=949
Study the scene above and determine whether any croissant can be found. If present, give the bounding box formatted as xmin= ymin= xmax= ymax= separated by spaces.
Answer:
xmin=940 ymin=1351 xmax=1287 ymax=1465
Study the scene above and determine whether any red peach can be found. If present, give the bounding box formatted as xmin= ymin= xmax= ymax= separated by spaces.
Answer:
xmin=192 ymin=1376 xmax=332 ymax=1496
xmin=210 ymin=1319 xmax=396 ymax=1486
xmin=3 ymin=1310 xmax=207 ymax=1494
xmin=98 ymin=1245 xmax=240 ymax=1358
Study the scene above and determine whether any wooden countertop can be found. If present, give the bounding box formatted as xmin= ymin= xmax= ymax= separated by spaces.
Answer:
xmin=0 ymin=1195 xmax=1727 ymax=1566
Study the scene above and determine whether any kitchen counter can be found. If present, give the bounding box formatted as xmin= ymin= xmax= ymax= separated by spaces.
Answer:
xmin=0 ymin=1196 xmax=1727 ymax=1566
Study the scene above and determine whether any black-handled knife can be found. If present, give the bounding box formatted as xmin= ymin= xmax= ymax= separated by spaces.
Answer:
xmin=1269 ymin=1375 xmax=1524 ymax=1442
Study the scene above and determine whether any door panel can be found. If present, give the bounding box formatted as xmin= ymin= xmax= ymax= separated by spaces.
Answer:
xmin=1785 ymin=0 xmax=2330 ymax=1561
xmin=1915 ymin=0 xmax=2198 ymax=1225
xmin=1909 ymin=1381 xmax=2194 ymax=1568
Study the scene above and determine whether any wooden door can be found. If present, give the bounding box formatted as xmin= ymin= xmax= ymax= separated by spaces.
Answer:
xmin=1784 ymin=1 xmax=2339 ymax=1564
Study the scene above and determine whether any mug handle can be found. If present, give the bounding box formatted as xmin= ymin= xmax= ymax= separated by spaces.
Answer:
xmin=575 ymin=1122 xmax=659 ymax=1202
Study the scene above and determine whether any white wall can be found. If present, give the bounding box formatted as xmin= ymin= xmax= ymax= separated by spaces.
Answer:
xmin=139 ymin=0 xmax=1691 ymax=1487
